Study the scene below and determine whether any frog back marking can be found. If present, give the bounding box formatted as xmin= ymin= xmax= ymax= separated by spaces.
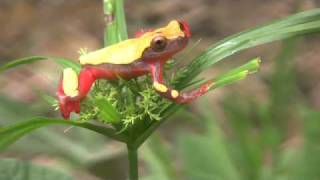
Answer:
xmin=79 ymin=37 xmax=154 ymax=65
xmin=79 ymin=20 xmax=185 ymax=65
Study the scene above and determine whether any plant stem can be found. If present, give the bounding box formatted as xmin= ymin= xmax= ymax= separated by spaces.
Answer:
xmin=103 ymin=0 xmax=128 ymax=46
xmin=127 ymin=145 xmax=139 ymax=180
xmin=133 ymin=104 xmax=181 ymax=148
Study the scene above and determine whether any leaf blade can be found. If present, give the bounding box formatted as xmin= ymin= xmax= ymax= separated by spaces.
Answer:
xmin=103 ymin=0 xmax=128 ymax=46
xmin=0 ymin=117 xmax=126 ymax=151
xmin=0 ymin=56 xmax=81 ymax=73
xmin=175 ymin=9 xmax=320 ymax=88
xmin=0 ymin=158 xmax=73 ymax=180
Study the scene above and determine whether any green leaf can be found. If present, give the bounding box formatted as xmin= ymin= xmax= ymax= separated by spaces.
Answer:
xmin=210 ymin=70 xmax=249 ymax=90
xmin=95 ymin=98 xmax=122 ymax=124
xmin=158 ymin=9 xmax=320 ymax=140
xmin=134 ymin=59 xmax=259 ymax=149
xmin=268 ymin=38 xmax=299 ymax=128
xmin=0 ymin=96 xmax=36 ymax=121
xmin=0 ymin=117 xmax=126 ymax=151
xmin=0 ymin=56 xmax=81 ymax=73
xmin=142 ymin=135 xmax=176 ymax=180
xmin=189 ymin=58 xmax=260 ymax=91
xmin=115 ymin=0 xmax=128 ymax=40
xmin=103 ymin=0 xmax=128 ymax=46
xmin=0 ymin=158 xmax=73 ymax=180
xmin=209 ymin=58 xmax=260 ymax=90
xmin=222 ymin=96 xmax=263 ymax=180
xmin=287 ymin=109 xmax=320 ymax=180
xmin=178 ymin=108 xmax=240 ymax=180
xmin=216 ymin=57 xmax=261 ymax=79
xmin=52 ymin=57 xmax=81 ymax=72
xmin=39 ymin=93 xmax=57 ymax=107
xmin=176 ymin=8 xmax=320 ymax=88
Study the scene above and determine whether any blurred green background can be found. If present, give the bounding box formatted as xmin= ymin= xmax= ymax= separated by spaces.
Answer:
xmin=1 ymin=0 xmax=320 ymax=180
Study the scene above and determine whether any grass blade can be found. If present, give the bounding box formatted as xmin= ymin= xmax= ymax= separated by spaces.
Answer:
xmin=209 ymin=58 xmax=260 ymax=90
xmin=188 ymin=58 xmax=260 ymax=91
xmin=0 ymin=117 xmax=126 ymax=151
xmin=0 ymin=158 xmax=73 ymax=180
xmin=103 ymin=0 xmax=128 ymax=46
xmin=115 ymin=0 xmax=128 ymax=40
xmin=178 ymin=109 xmax=240 ymax=180
xmin=0 ymin=56 xmax=81 ymax=73
xmin=176 ymin=9 xmax=320 ymax=88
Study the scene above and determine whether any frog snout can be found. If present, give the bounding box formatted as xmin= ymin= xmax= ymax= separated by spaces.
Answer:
xmin=178 ymin=20 xmax=191 ymax=38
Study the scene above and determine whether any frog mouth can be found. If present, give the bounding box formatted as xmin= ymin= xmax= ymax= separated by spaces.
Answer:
xmin=178 ymin=20 xmax=191 ymax=38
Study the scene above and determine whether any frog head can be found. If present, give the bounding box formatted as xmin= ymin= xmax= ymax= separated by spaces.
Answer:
xmin=140 ymin=20 xmax=191 ymax=62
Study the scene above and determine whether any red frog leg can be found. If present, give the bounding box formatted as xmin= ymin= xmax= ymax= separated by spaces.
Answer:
xmin=57 ymin=67 xmax=98 ymax=119
xmin=57 ymin=64 xmax=147 ymax=119
xmin=149 ymin=62 xmax=212 ymax=104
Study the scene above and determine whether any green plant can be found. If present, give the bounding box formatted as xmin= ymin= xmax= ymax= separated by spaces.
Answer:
xmin=140 ymin=36 xmax=320 ymax=180
xmin=0 ymin=158 xmax=73 ymax=180
xmin=1 ymin=1 xmax=320 ymax=180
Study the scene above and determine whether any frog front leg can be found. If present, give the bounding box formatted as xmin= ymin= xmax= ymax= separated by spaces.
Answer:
xmin=149 ymin=62 xmax=212 ymax=104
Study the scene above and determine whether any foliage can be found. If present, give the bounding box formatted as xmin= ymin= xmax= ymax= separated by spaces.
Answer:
xmin=155 ymin=105 xmax=320 ymax=180
xmin=141 ymin=37 xmax=320 ymax=180
xmin=0 ymin=158 xmax=73 ymax=180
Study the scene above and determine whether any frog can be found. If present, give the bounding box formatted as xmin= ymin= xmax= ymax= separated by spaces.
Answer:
xmin=57 ymin=20 xmax=212 ymax=119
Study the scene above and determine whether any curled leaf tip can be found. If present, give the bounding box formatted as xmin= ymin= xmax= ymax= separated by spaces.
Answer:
xmin=241 ymin=70 xmax=250 ymax=78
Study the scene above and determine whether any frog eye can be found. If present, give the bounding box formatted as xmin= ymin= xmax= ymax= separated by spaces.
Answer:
xmin=151 ymin=36 xmax=167 ymax=52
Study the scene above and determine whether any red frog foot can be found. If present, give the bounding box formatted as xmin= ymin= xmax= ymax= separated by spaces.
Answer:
xmin=58 ymin=96 xmax=80 ymax=119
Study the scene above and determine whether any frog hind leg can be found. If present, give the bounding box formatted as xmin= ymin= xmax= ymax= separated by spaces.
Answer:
xmin=57 ymin=67 xmax=97 ymax=119
xmin=57 ymin=76 xmax=81 ymax=119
